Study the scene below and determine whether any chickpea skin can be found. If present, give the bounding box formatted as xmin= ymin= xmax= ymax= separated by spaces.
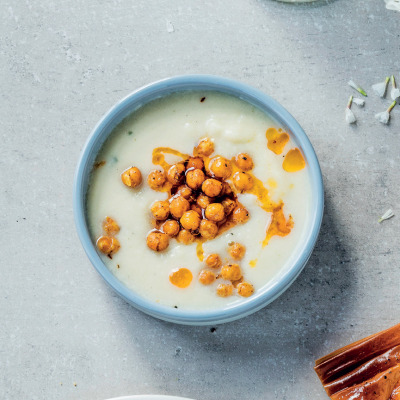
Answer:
xmin=205 ymin=254 xmax=222 ymax=269
xmin=146 ymin=231 xmax=169 ymax=252
xmin=210 ymin=157 xmax=232 ymax=180
xmin=228 ymin=242 xmax=246 ymax=260
xmin=232 ymin=171 xmax=254 ymax=192
xmin=180 ymin=210 xmax=201 ymax=231
xmin=187 ymin=157 xmax=204 ymax=170
xmin=221 ymin=263 xmax=242 ymax=281
xmin=197 ymin=194 xmax=210 ymax=209
xmin=177 ymin=185 xmax=192 ymax=199
xmin=162 ymin=220 xmax=180 ymax=237
xmin=97 ymin=235 xmax=120 ymax=255
xmin=216 ymin=283 xmax=233 ymax=297
xmin=151 ymin=200 xmax=170 ymax=220
xmin=167 ymin=163 xmax=186 ymax=185
xmin=234 ymin=153 xmax=254 ymax=171
xmin=198 ymin=270 xmax=216 ymax=285
xmin=196 ymin=137 xmax=214 ymax=156
xmin=202 ymin=178 xmax=223 ymax=198
xmin=121 ymin=167 xmax=142 ymax=188
xmin=191 ymin=203 xmax=203 ymax=218
xmin=170 ymin=196 xmax=190 ymax=219
xmin=222 ymin=198 xmax=236 ymax=216
xmin=232 ymin=205 xmax=250 ymax=224
xmin=199 ymin=219 xmax=218 ymax=239
xmin=237 ymin=282 xmax=254 ymax=297
xmin=102 ymin=217 xmax=120 ymax=235
xmin=205 ymin=203 xmax=225 ymax=222
xmin=177 ymin=229 xmax=195 ymax=245
xmin=147 ymin=170 xmax=166 ymax=190
xmin=186 ymin=168 xmax=205 ymax=190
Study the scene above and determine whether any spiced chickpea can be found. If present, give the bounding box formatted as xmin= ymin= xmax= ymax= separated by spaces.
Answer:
xmin=103 ymin=217 xmax=120 ymax=235
xmin=228 ymin=242 xmax=246 ymax=260
xmin=187 ymin=157 xmax=204 ymax=170
xmin=197 ymin=194 xmax=210 ymax=209
xmin=177 ymin=185 xmax=192 ymax=199
xmin=97 ymin=235 xmax=120 ymax=255
xmin=232 ymin=171 xmax=254 ymax=192
xmin=205 ymin=254 xmax=222 ymax=269
xmin=150 ymin=200 xmax=170 ymax=220
xmin=221 ymin=263 xmax=242 ymax=281
xmin=205 ymin=203 xmax=225 ymax=222
xmin=146 ymin=231 xmax=169 ymax=252
xmin=234 ymin=153 xmax=254 ymax=171
xmin=170 ymin=196 xmax=190 ymax=219
xmin=210 ymin=157 xmax=232 ymax=180
xmin=232 ymin=205 xmax=250 ymax=224
xmin=180 ymin=210 xmax=201 ymax=231
xmin=196 ymin=137 xmax=214 ymax=156
xmin=147 ymin=170 xmax=166 ymax=190
xmin=167 ymin=163 xmax=186 ymax=185
xmin=222 ymin=198 xmax=236 ymax=216
xmin=162 ymin=220 xmax=180 ymax=237
xmin=199 ymin=219 xmax=218 ymax=239
xmin=198 ymin=270 xmax=216 ymax=285
xmin=177 ymin=229 xmax=195 ymax=244
xmin=186 ymin=168 xmax=205 ymax=190
xmin=237 ymin=282 xmax=254 ymax=297
xmin=202 ymin=178 xmax=223 ymax=198
xmin=216 ymin=283 xmax=233 ymax=297
xmin=121 ymin=167 xmax=142 ymax=188
xmin=221 ymin=182 xmax=233 ymax=196
xmin=191 ymin=203 xmax=203 ymax=218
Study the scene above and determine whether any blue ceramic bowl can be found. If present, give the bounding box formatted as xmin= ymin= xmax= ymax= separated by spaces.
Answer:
xmin=73 ymin=75 xmax=324 ymax=325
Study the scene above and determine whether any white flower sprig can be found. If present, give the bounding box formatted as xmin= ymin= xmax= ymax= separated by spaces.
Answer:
xmin=385 ymin=0 xmax=400 ymax=11
xmin=375 ymin=100 xmax=396 ymax=124
xmin=391 ymin=75 xmax=400 ymax=100
xmin=345 ymin=96 xmax=357 ymax=124
xmin=353 ymin=97 xmax=365 ymax=107
xmin=348 ymin=80 xmax=368 ymax=97
xmin=378 ymin=209 xmax=395 ymax=223
xmin=372 ymin=77 xmax=390 ymax=98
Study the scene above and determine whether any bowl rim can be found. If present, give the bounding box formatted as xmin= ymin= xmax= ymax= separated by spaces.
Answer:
xmin=73 ymin=74 xmax=324 ymax=325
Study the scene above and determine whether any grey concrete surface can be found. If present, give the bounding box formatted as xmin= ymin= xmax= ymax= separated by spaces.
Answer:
xmin=1 ymin=0 xmax=400 ymax=399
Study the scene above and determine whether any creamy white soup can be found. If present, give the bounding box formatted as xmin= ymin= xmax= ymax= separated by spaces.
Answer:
xmin=87 ymin=91 xmax=312 ymax=310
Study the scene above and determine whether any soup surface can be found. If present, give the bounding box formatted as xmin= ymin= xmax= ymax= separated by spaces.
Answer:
xmin=87 ymin=91 xmax=312 ymax=310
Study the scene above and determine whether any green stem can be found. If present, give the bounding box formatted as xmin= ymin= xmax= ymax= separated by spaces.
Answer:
xmin=392 ymin=75 xmax=397 ymax=89
xmin=387 ymin=100 xmax=397 ymax=113
xmin=347 ymin=95 xmax=353 ymax=108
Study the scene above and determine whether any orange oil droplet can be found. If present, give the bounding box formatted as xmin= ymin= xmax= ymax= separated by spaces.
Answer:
xmin=263 ymin=204 xmax=294 ymax=247
xmin=282 ymin=148 xmax=306 ymax=172
xmin=267 ymin=178 xmax=277 ymax=189
xmin=249 ymin=259 xmax=258 ymax=268
xmin=266 ymin=128 xmax=290 ymax=155
xmin=196 ymin=242 xmax=204 ymax=262
xmin=169 ymin=268 xmax=193 ymax=288
xmin=152 ymin=147 xmax=190 ymax=171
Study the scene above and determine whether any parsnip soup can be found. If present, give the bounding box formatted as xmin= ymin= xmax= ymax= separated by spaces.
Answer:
xmin=87 ymin=91 xmax=312 ymax=310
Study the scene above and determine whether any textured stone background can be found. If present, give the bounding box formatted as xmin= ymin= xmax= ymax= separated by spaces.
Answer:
xmin=1 ymin=0 xmax=399 ymax=399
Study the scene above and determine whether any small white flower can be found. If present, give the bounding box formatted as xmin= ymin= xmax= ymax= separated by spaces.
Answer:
xmin=345 ymin=108 xmax=356 ymax=124
xmin=391 ymin=87 xmax=400 ymax=101
xmin=378 ymin=208 xmax=394 ymax=223
xmin=353 ymin=98 xmax=365 ymax=107
xmin=375 ymin=111 xmax=390 ymax=124
xmin=385 ymin=0 xmax=400 ymax=11
xmin=372 ymin=77 xmax=389 ymax=97
xmin=348 ymin=80 xmax=367 ymax=96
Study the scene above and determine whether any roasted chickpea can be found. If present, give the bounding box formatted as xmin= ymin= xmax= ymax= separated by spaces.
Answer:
xmin=196 ymin=137 xmax=214 ymax=156
xmin=205 ymin=254 xmax=222 ymax=269
xmin=237 ymin=282 xmax=254 ymax=297
xmin=177 ymin=229 xmax=195 ymax=245
xmin=162 ymin=219 xmax=180 ymax=237
xmin=232 ymin=205 xmax=250 ymax=224
xmin=232 ymin=171 xmax=254 ymax=192
xmin=221 ymin=198 xmax=236 ymax=216
xmin=221 ymin=263 xmax=242 ymax=281
xmin=121 ymin=166 xmax=142 ymax=188
xmin=102 ymin=217 xmax=120 ymax=235
xmin=167 ymin=163 xmax=186 ymax=185
xmin=180 ymin=210 xmax=201 ymax=231
xmin=146 ymin=231 xmax=169 ymax=252
xmin=169 ymin=196 xmax=190 ymax=219
xmin=199 ymin=219 xmax=218 ymax=239
xmin=186 ymin=168 xmax=205 ymax=190
xmin=150 ymin=200 xmax=170 ymax=220
xmin=234 ymin=153 xmax=254 ymax=171
xmin=205 ymin=203 xmax=225 ymax=222
xmin=198 ymin=270 xmax=216 ymax=285
xmin=216 ymin=283 xmax=233 ymax=297
xmin=187 ymin=157 xmax=204 ymax=170
xmin=177 ymin=185 xmax=192 ymax=199
xmin=228 ymin=242 xmax=246 ymax=260
xmin=202 ymin=178 xmax=223 ymax=197
xmin=221 ymin=182 xmax=233 ymax=196
xmin=147 ymin=170 xmax=166 ymax=190
xmin=97 ymin=235 xmax=120 ymax=255
xmin=191 ymin=203 xmax=203 ymax=217
xmin=210 ymin=157 xmax=232 ymax=180
xmin=197 ymin=194 xmax=210 ymax=209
